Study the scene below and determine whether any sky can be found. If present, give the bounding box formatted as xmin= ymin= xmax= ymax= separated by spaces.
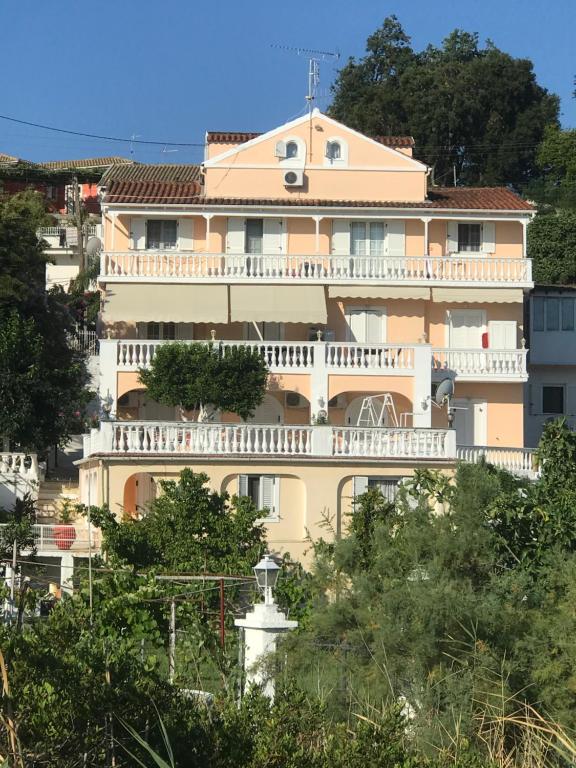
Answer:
xmin=0 ymin=0 xmax=574 ymax=164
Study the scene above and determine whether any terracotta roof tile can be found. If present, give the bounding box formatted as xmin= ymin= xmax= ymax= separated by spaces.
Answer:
xmin=40 ymin=156 xmax=132 ymax=170
xmin=106 ymin=180 xmax=202 ymax=204
xmin=102 ymin=163 xmax=202 ymax=185
xmin=0 ymin=152 xmax=19 ymax=165
xmin=375 ymin=136 xmax=415 ymax=148
xmin=206 ymin=132 xmax=262 ymax=144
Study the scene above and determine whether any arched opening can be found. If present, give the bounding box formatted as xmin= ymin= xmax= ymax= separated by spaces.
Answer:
xmin=247 ymin=393 xmax=285 ymax=424
xmin=329 ymin=391 xmax=413 ymax=427
xmin=117 ymin=388 xmax=178 ymax=421
xmin=123 ymin=472 xmax=157 ymax=518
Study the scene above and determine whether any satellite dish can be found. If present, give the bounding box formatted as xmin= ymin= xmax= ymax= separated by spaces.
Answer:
xmin=86 ymin=236 xmax=102 ymax=257
xmin=435 ymin=377 xmax=454 ymax=406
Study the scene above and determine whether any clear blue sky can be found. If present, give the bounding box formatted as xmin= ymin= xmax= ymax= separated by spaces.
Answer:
xmin=1 ymin=0 xmax=573 ymax=164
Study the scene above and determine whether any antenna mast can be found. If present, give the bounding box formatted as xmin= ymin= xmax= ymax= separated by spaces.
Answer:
xmin=271 ymin=44 xmax=340 ymax=112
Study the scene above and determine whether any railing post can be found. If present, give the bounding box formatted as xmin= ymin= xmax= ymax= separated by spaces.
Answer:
xmin=412 ymin=346 xmax=432 ymax=427
xmin=98 ymin=339 xmax=118 ymax=418
xmin=310 ymin=342 xmax=329 ymax=421
xmin=310 ymin=426 xmax=333 ymax=456
xmin=445 ymin=429 xmax=457 ymax=459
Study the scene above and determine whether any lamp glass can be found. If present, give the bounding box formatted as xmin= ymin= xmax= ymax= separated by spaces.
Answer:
xmin=253 ymin=555 xmax=280 ymax=594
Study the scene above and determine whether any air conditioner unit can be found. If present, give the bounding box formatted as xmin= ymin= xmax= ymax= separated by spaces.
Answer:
xmin=286 ymin=392 xmax=306 ymax=408
xmin=283 ymin=169 xmax=304 ymax=187
xmin=328 ymin=394 xmax=347 ymax=409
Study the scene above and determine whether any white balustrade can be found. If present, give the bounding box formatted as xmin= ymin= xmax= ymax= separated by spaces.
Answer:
xmin=100 ymin=252 xmax=532 ymax=286
xmin=326 ymin=343 xmax=415 ymax=371
xmin=432 ymin=348 xmax=527 ymax=378
xmin=0 ymin=453 xmax=40 ymax=481
xmin=332 ymin=427 xmax=454 ymax=459
xmin=456 ymin=445 xmax=538 ymax=477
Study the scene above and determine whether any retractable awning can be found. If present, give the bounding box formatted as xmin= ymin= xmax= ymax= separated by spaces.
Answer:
xmin=230 ymin=285 xmax=327 ymax=323
xmin=102 ymin=284 xmax=229 ymax=323
xmin=328 ymin=286 xmax=430 ymax=300
xmin=432 ymin=288 xmax=524 ymax=303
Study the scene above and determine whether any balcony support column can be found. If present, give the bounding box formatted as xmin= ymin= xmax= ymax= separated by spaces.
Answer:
xmin=310 ymin=342 xmax=329 ymax=421
xmin=412 ymin=345 xmax=432 ymax=428
xmin=421 ymin=217 xmax=431 ymax=257
xmin=60 ymin=553 xmax=74 ymax=596
xmin=98 ymin=339 xmax=118 ymax=419
xmin=313 ymin=216 xmax=324 ymax=253
xmin=203 ymin=214 xmax=214 ymax=251
xmin=521 ymin=219 xmax=528 ymax=259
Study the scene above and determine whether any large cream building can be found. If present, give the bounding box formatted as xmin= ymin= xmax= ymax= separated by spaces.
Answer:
xmin=79 ymin=110 xmax=536 ymax=560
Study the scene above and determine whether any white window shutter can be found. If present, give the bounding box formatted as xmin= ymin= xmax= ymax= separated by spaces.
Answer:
xmin=274 ymin=140 xmax=286 ymax=158
xmin=131 ymin=218 xmax=146 ymax=250
xmin=386 ymin=220 xmax=405 ymax=257
xmin=178 ymin=218 xmax=194 ymax=251
xmin=261 ymin=476 xmax=276 ymax=516
xmin=226 ymin=218 xmax=245 ymax=254
xmin=353 ymin=476 xmax=369 ymax=496
xmin=488 ymin=321 xmax=517 ymax=349
xmin=447 ymin=222 xmax=459 ymax=253
xmin=331 ymin=220 xmax=350 ymax=255
xmin=263 ymin=218 xmax=284 ymax=254
xmin=238 ymin=475 xmax=248 ymax=497
xmin=482 ymin=222 xmax=495 ymax=254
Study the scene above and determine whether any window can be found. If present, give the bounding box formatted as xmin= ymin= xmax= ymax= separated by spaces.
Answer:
xmin=542 ymin=385 xmax=565 ymax=415
xmin=146 ymin=220 xmax=177 ymax=250
xmin=350 ymin=221 xmax=385 ymax=257
xmin=145 ymin=322 xmax=176 ymax=340
xmin=458 ymin=223 xmax=482 ymax=252
xmin=285 ymin=141 xmax=298 ymax=159
xmin=326 ymin=141 xmax=341 ymax=160
xmin=245 ymin=218 xmax=263 ymax=255
xmin=353 ymin=476 xmax=404 ymax=503
xmin=533 ymin=296 xmax=575 ymax=332
xmin=238 ymin=475 xmax=278 ymax=520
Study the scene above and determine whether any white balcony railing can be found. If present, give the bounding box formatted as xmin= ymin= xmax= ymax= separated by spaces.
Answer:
xmin=0 ymin=523 xmax=101 ymax=553
xmin=100 ymin=252 xmax=532 ymax=286
xmin=84 ymin=422 xmax=456 ymax=461
xmin=432 ymin=348 xmax=527 ymax=379
xmin=114 ymin=339 xmax=417 ymax=374
xmin=0 ymin=453 xmax=41 ymax=482
xmin=456 ymin=445 xmax=538 ymax=478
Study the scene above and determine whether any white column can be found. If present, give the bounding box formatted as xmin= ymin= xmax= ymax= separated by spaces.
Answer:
xmin=310 ymin=424 xmax=333 ymax=456
xmin=203 ymin=214 xmax=213 ymax=252
xmin=445 ymin=428 xmax=457 ymax=459
xmin=521 ymin=219 xmax=528 ymax=259
xmin=235 ymin=602 xmax=298 ymax=700
xmin=310 ymin=342 xmax=328 ymax=420
xmin=60 ymin=553 xmax=74 ymax=596
xmin=313 ymin=216 xmax=323 ymax=253
xmin=412 ymin=345 xmax=432 ymax=428
xmin=110 ymin=212 xmax=117 ymax=251
xmin=421 ymin=217 xmax=431 ymax=256
xmin=98 ymin=339 xmax=118 ymax=418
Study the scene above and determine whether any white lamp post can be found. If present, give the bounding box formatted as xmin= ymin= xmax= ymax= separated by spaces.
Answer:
xmin=235 ymin=554 xmax=298 ymax=701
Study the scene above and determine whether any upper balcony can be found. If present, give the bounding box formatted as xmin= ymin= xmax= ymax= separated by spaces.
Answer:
xmin=99 ymin=251 xmax=533 ymax=289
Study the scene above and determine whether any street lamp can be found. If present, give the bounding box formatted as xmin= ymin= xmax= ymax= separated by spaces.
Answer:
xmin=253 ymin=554 xmax=280 ymax=605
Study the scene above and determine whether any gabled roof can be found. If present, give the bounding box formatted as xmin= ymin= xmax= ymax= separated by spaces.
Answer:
xmin=102 ymin=163 xmax=204 ymax=203
xmin=101 ymin=163 xmax=202 ymax=185
xmin=40 ymin=156 xmax=131 ymax=170
xmin=203 ymin=109 xmax=428 ymax=170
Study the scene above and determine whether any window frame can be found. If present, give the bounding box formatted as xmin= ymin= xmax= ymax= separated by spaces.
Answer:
xmin=238 ymin=474 xmax=280 ymax=522
xmin=457 ymin=222 xmax=482 ymax=253
xmin=350 ymin=220 xmax=386 ymax=257
xmin=146 ymin=219 xmax=178 ymax=250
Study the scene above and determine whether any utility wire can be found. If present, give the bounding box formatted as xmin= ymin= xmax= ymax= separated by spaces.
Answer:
xmin=0 ymin=113 xmax=205 ymax=148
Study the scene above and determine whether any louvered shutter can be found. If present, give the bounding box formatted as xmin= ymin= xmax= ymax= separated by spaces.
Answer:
xmin=331 ymin=220 xmax=350 ymax=255
xmin=131 ymin=218 xmax=146 ymax=250
xmin=482 ymin=222 xmax=495 ymax=254
xmin=238 ymin=475 xmax=248 ymax=497
xmin=178 ymin=218 xmax=194 ymax=251
xmin=226 ymin=218 xmax=245 ymax=254
xmin=447 ymin=222 xmax=459 ymax=253
xmin=386 ymin=220 xmax=405 ymax=257
xmin=263 ymin=218 xmax=284 ymax=254
xmin=261 ymin=476 xmax=277 ymax=517
xmin=353 ymin=476 xmax=369 ymax=496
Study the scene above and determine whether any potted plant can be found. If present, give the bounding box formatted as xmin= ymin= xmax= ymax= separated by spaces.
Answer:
xmin=53 ymin=499 xmax=77 ymax=551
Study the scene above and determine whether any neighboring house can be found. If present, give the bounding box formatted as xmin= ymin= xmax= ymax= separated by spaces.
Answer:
xmin=524 ymin=285 xmax=576 ymax=447
xmin=0 ymin=152 xmax=132 ymax=289
xmin=80 ymin=109 xmax=535 ymax=562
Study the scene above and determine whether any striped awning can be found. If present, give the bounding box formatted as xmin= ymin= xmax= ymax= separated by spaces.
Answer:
xmin=230 ymin=285 xmax=327 ymax=323
xmin=102 ymin=284 xmax=229 ymax=323
xmin=328 ymin=286 xmax=430 ymax=300
xmin=432 ymin=288 xmax=524 ymax=303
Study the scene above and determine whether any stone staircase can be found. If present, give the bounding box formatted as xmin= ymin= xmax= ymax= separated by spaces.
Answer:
xmin=36 ymin=479 xmax=79 ymax=521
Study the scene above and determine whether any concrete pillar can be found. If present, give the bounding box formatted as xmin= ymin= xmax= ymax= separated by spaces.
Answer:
xmin=412 ymin=345 xmax=432 ymax=428
xmin=310 ymin=342 xmax=328 ymax=420
xmin=60 ymin=553 xmax=74 ymax=596
xmin=235 ymin=601 xmax=298 ymax=700
xmin=98 ymin=339 xmax=118 ymax=418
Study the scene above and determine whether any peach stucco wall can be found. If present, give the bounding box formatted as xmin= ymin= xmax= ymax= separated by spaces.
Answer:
xmin=427 ymin=303 xmax=524 ymax=347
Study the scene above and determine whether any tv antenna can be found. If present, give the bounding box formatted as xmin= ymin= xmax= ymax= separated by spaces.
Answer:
xmin=271 ymin=44 xmax=340 ymax=113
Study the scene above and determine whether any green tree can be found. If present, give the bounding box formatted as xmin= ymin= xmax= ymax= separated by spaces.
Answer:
xmin=528 ymin=210 xmax=576 ymax=285
xmin=138 ymin=343 xmax=268 ymax=421
xmin=0 ymin=192 xmax=89 ymax=451
xmin=0 ymin=494 xmax=36 ymax=561
xmin=99 ymin=469 xmax=266 ymax=573
xmin=329 ymin=17 xmax=559 ymax=185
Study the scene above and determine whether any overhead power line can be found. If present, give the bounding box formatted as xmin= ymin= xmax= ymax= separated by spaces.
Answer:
xmin=0 ymin=113 xmax=204 ymax=148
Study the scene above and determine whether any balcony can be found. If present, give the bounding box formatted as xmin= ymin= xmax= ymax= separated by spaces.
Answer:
xmin=84 ymin=422 xmax=456 ymax=461
xmin=100 ymin=252 xmax=533 ymax=287
xmin=0 ymin=523 xmax=101 ymax=554
xmin=108 ymin=339 xmax=527 ymax=383
xmin=456 ymin=446 xmax=538 ymax=479
xmin=432 ymin=348 xmax=527 ymax=381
